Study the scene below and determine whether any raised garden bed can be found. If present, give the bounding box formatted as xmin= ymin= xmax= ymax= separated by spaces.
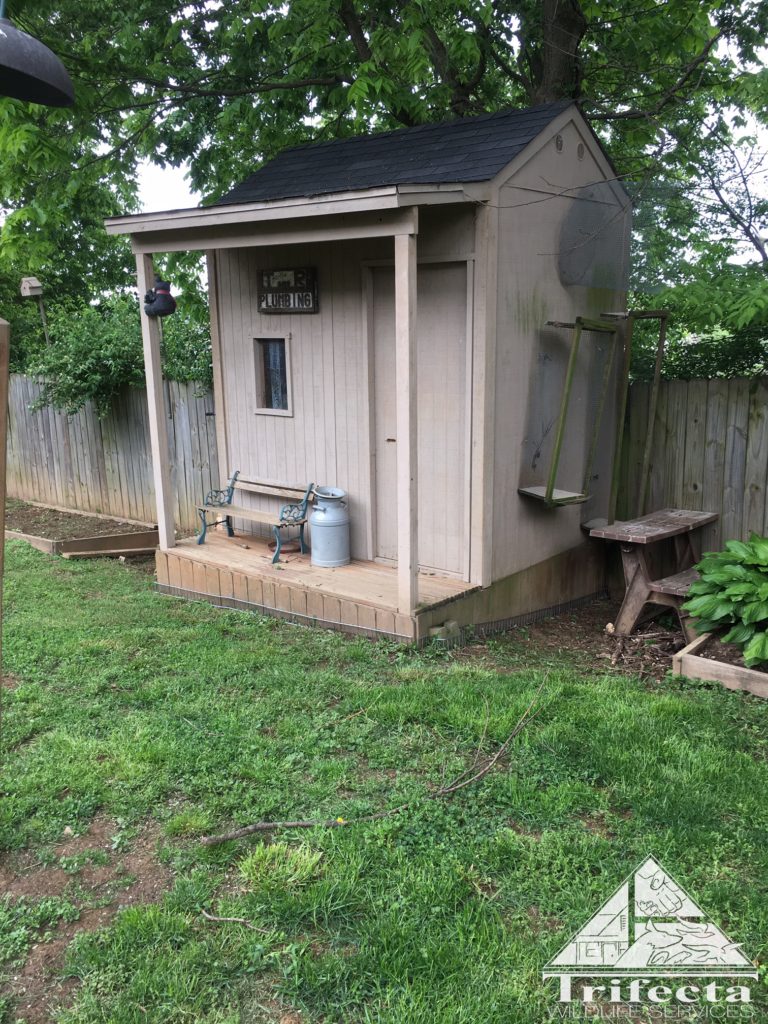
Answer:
xmin=672 ymin=633 xmax=768 ymax=699
xmin=5 ymin=499 xmax=158 ymax=558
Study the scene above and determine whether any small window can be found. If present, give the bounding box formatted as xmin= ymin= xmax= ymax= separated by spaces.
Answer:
xmin=255 ymin=337 xmax=291 ymax=415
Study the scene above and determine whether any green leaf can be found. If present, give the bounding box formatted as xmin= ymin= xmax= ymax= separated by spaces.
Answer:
xmin=722 ymin=623 xmax=755 ymax=645
xmin=741 ymin=601 xmax=768 ymax=625
xmin=724 ymin=540 xmax=752 ymax=560
xmin=743 ymin=631 xmax=768 ymax=667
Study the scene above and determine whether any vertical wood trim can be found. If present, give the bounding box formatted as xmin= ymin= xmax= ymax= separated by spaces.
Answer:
xmin=469 ymin=203 xmax=498 ymax=586
xmin=394 ymin=226 xmax=418 ymax=613
xmin=463 ymin=258 xmax=475 ymax=582
xmin=206 ymin=250 xmax=229 ymax=475
xmin=362 ymin=265 xmax=376 ymax=560
xmin=135 ymin=253 xmax=176 ymax=549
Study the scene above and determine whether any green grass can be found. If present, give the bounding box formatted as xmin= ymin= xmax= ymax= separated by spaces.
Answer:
xmin=1 ymin=540 xmax=767 ymax=1022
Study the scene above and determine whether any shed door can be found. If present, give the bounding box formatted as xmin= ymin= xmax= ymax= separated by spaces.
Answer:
xmin=372 ymin=262 xmax=468 ymax=577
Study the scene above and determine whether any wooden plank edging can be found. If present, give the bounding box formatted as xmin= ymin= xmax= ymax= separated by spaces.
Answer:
xmin=672 ymin=632 xmax=768 ymax=699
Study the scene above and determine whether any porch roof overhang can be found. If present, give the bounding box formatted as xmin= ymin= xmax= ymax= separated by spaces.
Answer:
xmin=105 ymin=183 xmax=483 ymax=254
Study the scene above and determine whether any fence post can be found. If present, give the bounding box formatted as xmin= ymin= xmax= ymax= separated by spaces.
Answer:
xmin=0 ymin=321 xmax=10 ymax=720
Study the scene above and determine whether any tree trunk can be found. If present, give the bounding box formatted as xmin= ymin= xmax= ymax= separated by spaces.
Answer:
xmin=529 ymin=0 xmax=587 ymax=104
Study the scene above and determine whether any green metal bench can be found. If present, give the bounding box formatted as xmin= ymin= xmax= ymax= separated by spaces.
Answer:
xmin=197 ymin=471 xmax=314 ymax=564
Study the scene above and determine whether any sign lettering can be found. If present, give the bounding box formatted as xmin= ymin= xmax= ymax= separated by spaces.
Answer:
xmin=258 ymin=267 xmax=318 ymax=314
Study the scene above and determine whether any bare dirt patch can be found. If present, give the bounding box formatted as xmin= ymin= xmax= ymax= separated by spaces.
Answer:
xmin=578 ymin=812 xmax=615 ymax=839
xmin=467 ymin=597 xmax=688 ymax=683
xmin=525 ymin=905 xmax=563 ymax=934
xmin=5 ymin=498 xmax=151 ymax=541
xmin=1 ymin=814 xmax=173 ymax=1024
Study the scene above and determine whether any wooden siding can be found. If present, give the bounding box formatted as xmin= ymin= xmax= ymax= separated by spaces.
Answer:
xmin=371 ymin=262 xmax=468 ymax=576
xmin=213 ymin=240 xmax=388 ymax=558
xmin=490 ymin=112 xmax=631 ymax=581
xmin=620 ymin=377 xmax=768 ymax=551
xmin=6 ymin=375 xmax=219 ymax=531
xmin=211 ymin=209 xmax=476 ymax=565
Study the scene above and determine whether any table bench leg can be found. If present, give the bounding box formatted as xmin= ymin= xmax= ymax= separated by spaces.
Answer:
xmin=613 ymin=547 xmax=654 ymax=636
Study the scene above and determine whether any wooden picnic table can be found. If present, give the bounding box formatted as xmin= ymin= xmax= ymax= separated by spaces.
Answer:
xmin=590 ymin=508 xmax=719 ymax=641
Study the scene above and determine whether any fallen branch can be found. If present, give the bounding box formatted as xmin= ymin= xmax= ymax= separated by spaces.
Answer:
xmin=201 ymin=909 xmax=266 ymax=931
xmin=610 ymin=638 xmax=626 ymax=666
xmin=200 ymin=678 xmax=547 ymax=847
xmin=200 ymin=806 xmax=409 ymax=845
xmin=435 ymin=683 xmax=543 ymax=796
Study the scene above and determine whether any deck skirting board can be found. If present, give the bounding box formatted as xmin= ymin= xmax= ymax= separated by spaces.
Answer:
xmin=155 ymin=539 xmax=609 ymax=645
xmin=153 ymin=581 xmax=605 ymax=647
xmin=154 ymin=581 xmax=414 ymax=641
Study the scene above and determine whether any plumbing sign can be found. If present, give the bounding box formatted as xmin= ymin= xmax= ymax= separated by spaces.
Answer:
xmin=258 ymin=267 xmax=318 ymax=313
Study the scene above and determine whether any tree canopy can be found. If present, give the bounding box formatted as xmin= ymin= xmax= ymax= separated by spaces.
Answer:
xmin=1 ymin=0 xmax=767 ymax=389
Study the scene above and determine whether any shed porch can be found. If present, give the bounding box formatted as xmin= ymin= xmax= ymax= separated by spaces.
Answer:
xmin=154 ymin=531 xmax=477 ymax=641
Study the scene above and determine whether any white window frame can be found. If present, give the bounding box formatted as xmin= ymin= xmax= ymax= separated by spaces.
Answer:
xmin=254 ymin=335 xmax=293 ymax=417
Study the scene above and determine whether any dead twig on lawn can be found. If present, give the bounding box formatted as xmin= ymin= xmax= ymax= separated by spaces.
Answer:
xmin=199 ymin=805 xmax=411 ymax=845
xmin=470 ymin=698 xmax=491 ymax=770
xmin=436 ymin=681 xmax=544 ymax=796
xmin=199 ymin=678 xmax=547 ymax=847
xmin=610 ymin=638 xmax=626 ymax=666
xmin=201 ymin=909 xmax=267 ymax=931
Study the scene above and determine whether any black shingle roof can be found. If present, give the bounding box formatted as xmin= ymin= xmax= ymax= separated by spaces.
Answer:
xmin=213 ymin=102 xmax=572 ymax=206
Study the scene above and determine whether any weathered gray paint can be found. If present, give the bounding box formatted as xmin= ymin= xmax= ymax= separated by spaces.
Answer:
xmin=103 ymin=104 xmax=634 ymax=626
xmin=6 ymin=375 xmax=219 ymax=531
xmin=488 ymin=112 xmax=630 ymax=580
xmin=211 ymin=206 xmax=476 ymax=573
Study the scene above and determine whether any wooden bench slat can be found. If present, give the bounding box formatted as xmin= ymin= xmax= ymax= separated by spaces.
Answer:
xmin=648 ymin=567 xmax=699 ymax=597
xmin=235 ymin=479 xmax=314 ymax=502
xmin=197 ymin=473 xmax=314 ymax=563
xmin=589 ymin=508 xmax=718 ymax=544
xmin=198 ymin=503 xmax=307 ymax=527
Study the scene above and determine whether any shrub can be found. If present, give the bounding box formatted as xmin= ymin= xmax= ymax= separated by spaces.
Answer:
xmin=684 ymin=535 xmax=768 ymax=667
xmin=28 ymin=298 xmax=145 ymax=416
xmin=26 ymin=295 xmax=212 ymax=416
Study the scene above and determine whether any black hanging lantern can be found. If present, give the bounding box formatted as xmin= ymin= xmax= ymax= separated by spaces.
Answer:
xmin=0 ymin=1 xmax=74 ymax=107
xmin=144 ymin=277 xmax=177 ymax=318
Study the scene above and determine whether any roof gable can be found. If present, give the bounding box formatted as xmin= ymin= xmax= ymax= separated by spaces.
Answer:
xmin=214 ymin=101 xmax=573 ymax=206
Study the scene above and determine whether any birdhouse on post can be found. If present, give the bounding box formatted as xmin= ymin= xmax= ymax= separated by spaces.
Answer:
xmin=19 ymin=277 xmax=50 ymax=345
xmin=19 ymin=277 xmax=43 ymax=298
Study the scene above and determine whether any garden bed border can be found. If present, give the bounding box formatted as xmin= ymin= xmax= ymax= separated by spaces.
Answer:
xmin=672 ymin=633 xmax=768 ymax=699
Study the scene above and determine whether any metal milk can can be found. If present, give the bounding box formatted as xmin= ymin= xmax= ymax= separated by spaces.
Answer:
xmin=309 ymin=487 xmax=351 ymax=567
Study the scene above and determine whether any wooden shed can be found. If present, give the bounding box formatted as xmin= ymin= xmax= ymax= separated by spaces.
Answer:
xmin=106 ymin=101 xmax=631 ymax=641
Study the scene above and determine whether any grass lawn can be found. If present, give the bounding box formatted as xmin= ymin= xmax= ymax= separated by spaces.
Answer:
xmin=1 ymin=540 xmax=766 ymax=1022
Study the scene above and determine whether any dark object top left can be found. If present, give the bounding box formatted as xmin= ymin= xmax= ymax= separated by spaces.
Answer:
xmin=144 ymin=279 xmax=177 ymax=318
xmin=0 ymin=17 xmax=74 ymax=106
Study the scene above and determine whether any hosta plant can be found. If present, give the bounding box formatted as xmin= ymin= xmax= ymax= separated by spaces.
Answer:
xmin=684 ymin=535 xmax=768 ymax=668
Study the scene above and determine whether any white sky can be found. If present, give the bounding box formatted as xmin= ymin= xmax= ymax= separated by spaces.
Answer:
xmin=136 ymin=160 xmax=200 ymax=213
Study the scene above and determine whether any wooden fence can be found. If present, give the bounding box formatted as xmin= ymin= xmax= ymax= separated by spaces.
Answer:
xmin=620 ymin=377 xmax=768 ymax=551
xmin=6 ymin=375 xmax=219 ymax=534
xmin=7 ymin=373 xmax=768 ymax=550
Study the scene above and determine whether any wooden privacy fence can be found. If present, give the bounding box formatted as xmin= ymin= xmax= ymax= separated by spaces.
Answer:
xmin=6 ymin=375 xmax=219 ymax=534
xmin=7 ymin=372 xmax=768 ymax=551
xmin=620 ymin=377 xmax=768 ymax=552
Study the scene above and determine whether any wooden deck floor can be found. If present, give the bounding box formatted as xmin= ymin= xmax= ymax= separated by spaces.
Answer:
xmin=155 ymin=531 xmax=477 ymax=639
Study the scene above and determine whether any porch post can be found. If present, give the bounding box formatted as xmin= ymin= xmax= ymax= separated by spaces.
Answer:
xmin=135 ymin=253 xmax=175 ymax=550
xmin=394 ymin=226 xmax=418 ymax=614
xmin=0 ymin=321 xmax=9 ymax=695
